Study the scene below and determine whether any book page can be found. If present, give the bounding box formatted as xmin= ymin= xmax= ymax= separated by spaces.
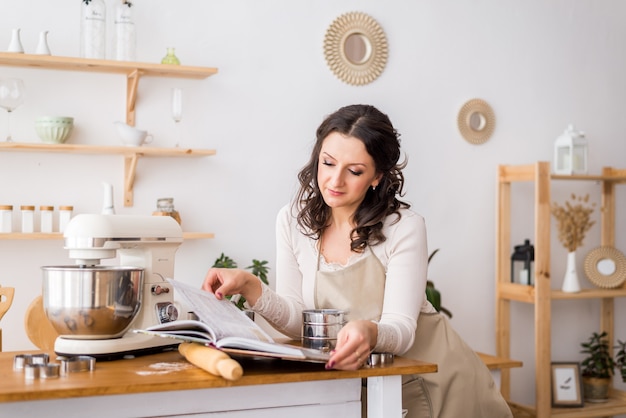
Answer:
xmin=168 ymin=279 xmax=274 ymax=343
xmin=216 ymin=337 xmax=330 ymax=362
xmin=145 ymin=319 xmax=216 ymax=341
xmin=134 ymin=328 xmax=213 ymax=346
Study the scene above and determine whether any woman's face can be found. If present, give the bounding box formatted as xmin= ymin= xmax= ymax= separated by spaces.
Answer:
xmin=317 ymin=132 xmax=381 ymax=213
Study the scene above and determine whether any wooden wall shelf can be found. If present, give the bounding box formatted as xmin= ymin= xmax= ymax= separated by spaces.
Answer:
xmin=0 ymin=52 xmax=218 ymax=126
xmin=0 ymin=232 xmax=214 ymax=241
xmin=0 ymin=142 xmax=216 ymax=207
xmin=0 ymin=142 xmax=216 ymax=156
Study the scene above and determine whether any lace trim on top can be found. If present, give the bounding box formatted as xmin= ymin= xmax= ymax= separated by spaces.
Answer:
xmin=313 ymin=238 xmax=367 ymax=271
xmin=373 ymin=321 xmax=402 ymax=353
xmin=250 ymin=282 xmax=301 ymax=339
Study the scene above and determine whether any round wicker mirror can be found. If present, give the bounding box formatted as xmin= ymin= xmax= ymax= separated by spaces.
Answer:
xmin=457 ymin=99 xmax=495 ymax=145
xmin=583 ymin=246 xmax=626 ymax=289
xmin=323 ymin=12 xmax=388 ymax=86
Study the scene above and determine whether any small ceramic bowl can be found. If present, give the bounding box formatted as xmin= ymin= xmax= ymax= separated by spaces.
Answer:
xmin=35 ymin=116 xmax=74 ymax=144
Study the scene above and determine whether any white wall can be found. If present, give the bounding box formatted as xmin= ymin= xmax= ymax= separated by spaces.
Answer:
xmin=1 ymin=0 xmax=626 ymax=407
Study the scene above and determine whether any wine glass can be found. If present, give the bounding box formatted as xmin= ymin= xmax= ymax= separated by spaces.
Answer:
xmin=0 ymin=78 xmax=26 ymax=142
xmin=171 ymin=88 xmax=182 ymax=147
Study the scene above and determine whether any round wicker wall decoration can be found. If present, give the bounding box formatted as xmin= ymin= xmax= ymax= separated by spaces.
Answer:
xmin=583 ymin=246 xmax=626 ymax=289
xmin=323 ymin=12 xmax=388 ymax=86
xmin=457 ymin=98 xmax=495 ymax=145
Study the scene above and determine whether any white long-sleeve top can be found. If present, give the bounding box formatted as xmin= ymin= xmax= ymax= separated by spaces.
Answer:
xmin=251 ymin=204 xmax=434 ymax=354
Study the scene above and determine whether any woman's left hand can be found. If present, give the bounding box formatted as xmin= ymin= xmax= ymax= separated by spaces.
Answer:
xmin=325 ymin=320 xmax=378 ymax=370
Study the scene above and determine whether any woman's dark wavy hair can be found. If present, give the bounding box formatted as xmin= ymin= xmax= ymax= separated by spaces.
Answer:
xmin=294 ymin=104 xmax=410 ymax=252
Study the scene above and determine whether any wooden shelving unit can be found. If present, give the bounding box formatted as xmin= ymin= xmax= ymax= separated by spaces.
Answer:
xmin=0 ymin=52 xmax=218 ymax=126
xmin=496 ymin=162 xmax=626 ymax=417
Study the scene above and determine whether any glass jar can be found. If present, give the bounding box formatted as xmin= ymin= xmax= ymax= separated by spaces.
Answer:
xmin=58 ymin=205 xmax=74 ymax=233
xmin=40 ymin=205 xmax=54 ymax=233
xmin=0 ymin=205 xmax=13 ymax=233
xmin=20 ymin=205 xmax=35 ymax=233
xmin=80 ymin=0 xmax=107 ymax=59
xmin=152 ymin=197 xmax=181 ymax=224
xmin=113 ymin=0 xmax=136 ymax=61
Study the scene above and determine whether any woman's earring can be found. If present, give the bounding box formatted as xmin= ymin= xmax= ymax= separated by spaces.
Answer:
xmin=372 ymin=185 xmax=377 ymax=191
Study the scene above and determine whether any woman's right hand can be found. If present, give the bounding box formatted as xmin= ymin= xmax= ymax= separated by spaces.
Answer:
xmin=202 ymin=268 xmax=263 ymax=306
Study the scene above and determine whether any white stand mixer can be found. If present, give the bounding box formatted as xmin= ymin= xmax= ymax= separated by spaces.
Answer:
xmin=44 ymin=214 xmax=184 ymax=359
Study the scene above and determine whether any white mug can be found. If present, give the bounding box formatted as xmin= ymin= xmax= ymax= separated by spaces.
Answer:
xmin=122 ymin=132 xmax=153 ymax=147
xmin=114 ymin=121 xmax=154 ymax=147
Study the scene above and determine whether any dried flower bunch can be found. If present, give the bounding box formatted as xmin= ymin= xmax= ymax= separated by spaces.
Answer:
xmin=551 ymin=193 xmax=596 ymax=252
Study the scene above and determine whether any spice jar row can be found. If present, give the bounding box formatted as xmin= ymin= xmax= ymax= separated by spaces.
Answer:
xmin=0 ymin=205 xmax=73 ymax=233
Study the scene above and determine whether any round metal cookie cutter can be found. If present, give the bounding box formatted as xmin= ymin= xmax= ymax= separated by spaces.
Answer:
xmin=367 ymin=352 xmax=394 ymax=366
xmin=24 ymin=364 xmax=44 ymax=379
xmin=31 ymin=353 xmax=50 ymax=365
xmin=13 ymin=354 xmax=33 ymax=371
xmin=40 ymin=363 xmax=61 ymax=379
xmin=13 ymin=353 xmax=50 ymax=370
xmin=58 ymin=355 xmax=96 ymax=375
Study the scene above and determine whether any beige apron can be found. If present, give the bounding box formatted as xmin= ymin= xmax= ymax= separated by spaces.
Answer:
xmin=315 ymin=251 xmax=512 ymax=418
xmin=315 ymin=249 xmax=386 ymax=321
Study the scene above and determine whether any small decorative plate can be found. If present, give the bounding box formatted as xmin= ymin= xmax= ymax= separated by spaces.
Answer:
xmin=583 ymin=246 xmax=626 ymax=289
xmin=457 ymin=98 xmax=495 ymax=145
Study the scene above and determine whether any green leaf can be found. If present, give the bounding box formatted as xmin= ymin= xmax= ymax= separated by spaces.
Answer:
xmin=580 ymin=331 xmax=614 ymax=378
xmin=425 ymin=249 xmax=452 ymax=318
xmin=212 ymin=253 xmax=237 ymax=269
xmin=246 ymin=259 xmax=269 ymax=285
xmin=425 ymin=285 xmax=441 ymax=312
xmin=212 ymin=253 xmax=271 ymax=310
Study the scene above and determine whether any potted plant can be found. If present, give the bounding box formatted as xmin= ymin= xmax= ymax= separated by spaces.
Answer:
xmin=425 ymin=249 xmax=452 ymax=318
xmin=580 ymin=331 xmax=614 ymax=402
xmin=212 ymin=253 xmax=270 ymax=310
xmin=615 ymin=339 xmax=626 ymax=384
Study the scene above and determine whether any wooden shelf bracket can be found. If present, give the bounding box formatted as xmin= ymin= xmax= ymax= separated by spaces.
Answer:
xmin=126 ymin=69 xmax=141 ymax=126
xmin=124 ymin=153 xmax=139 ymax=207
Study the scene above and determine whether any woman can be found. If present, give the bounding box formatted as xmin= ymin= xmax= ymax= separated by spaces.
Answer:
xmin=203 ymin=104 xmax=512 ymax=418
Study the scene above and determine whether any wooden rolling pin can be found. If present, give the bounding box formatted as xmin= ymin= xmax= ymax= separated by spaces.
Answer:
xmin=178 ymin=342 xmax=243 ymax=381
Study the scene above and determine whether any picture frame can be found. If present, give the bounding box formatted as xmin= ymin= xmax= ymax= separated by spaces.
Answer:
xmin=551 ymin=362 xmax=584 ymax=407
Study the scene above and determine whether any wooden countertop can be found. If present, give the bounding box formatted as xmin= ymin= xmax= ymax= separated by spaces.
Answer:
xmin=0 ymin=349 xmax=437 ymax=403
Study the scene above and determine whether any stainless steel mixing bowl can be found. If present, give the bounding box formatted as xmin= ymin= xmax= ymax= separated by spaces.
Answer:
xmin=41 ymin=266 xmax=144 ymax=339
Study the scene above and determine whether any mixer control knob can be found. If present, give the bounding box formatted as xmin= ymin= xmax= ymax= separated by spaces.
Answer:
xmin=156 ymin=302 xmax=179 ymax=323
xmin=151 ymin=285 xmax=170 ymax=295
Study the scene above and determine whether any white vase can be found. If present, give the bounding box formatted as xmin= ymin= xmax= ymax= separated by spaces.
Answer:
xmin=7 ymin=28 xmax=24 ymax=53
xmin=35 ymin=31 xmax=51 ymax=55
xmin=561 ymin=251 xmax=581 ymax=293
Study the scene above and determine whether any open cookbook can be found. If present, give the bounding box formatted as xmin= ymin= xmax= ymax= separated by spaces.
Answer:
xmin=133 ymin=279 xmax=330 ymax=363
